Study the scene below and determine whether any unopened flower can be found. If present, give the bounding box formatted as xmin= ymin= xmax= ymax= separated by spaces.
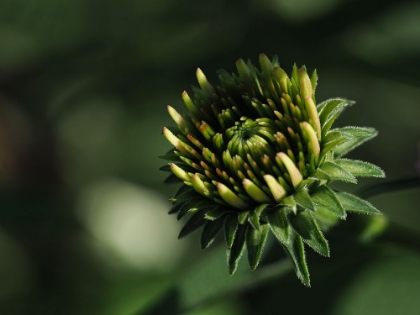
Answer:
xmin=160 ymin=54 xmax=385 ymax=286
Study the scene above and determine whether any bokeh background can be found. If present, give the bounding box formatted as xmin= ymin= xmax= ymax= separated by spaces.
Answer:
xmin=1 ymin=0 xmax=420 ymax=314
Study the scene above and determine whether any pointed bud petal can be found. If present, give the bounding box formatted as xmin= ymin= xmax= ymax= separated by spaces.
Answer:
xmin=278 ymin=152 xmax=303 ymax=188
xmin=163 ymin=127 xmax=182 ymax=150
xmin=170 ymin=163 xmax=190 ymax=182
xmin=273 ymin=67 xmax=289 ymax=93
xmin=167 ymin=105 xmax=185 ymax=127
xmin=259 ymin=53 xmax=273 ymax=74
xmin=243 ymin=179 xmax=271 ymax=203
xmin=301 ymin=122 xmax=320 ymax=164
xmin=217 ymin=183 xmax=249 ymax=210
xmin=191 ymin=173 xmax=210 ymax=196
xmin=182 ymin=91 xmax=198 ymax=114
xmin=298 ymin=68 xmax=313 ymax=98
xmin=305 ymin=96 xmax=321 ymax=140
xmin=263 ymin=175 xmax=287 ymax=202
xmin=196 ymin=68 xmax=213 ymax=93
xmin=236 ymin=59 xmax=251 ymax=80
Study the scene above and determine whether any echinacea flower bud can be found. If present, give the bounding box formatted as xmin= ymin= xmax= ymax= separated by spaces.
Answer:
xmin=161 ymin=54 xmax=385 ymax=286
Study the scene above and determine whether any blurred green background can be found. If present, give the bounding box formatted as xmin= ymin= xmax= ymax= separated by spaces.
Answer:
xmin=0 ymin=0 xmax=419 ymax=314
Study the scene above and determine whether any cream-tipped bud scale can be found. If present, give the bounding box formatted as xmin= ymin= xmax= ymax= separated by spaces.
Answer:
xmin=160 ymin=54 xmax=385 ymax=286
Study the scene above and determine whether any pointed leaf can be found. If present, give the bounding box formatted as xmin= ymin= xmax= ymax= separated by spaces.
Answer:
xmin=205 ymin=207 xmax=230 ymax=221
xmin=267 ymin=208 xmax=311 ymax=285
xmin=228 ymin=224 xmax=247 ymax=275
xmin=280 ymin=196 xmax=297 ymax=214
xmin=249 ymin=204 xmax=268 ymax=230
xmin=317 ymin=161 xmax=357 ymax=183
xmin=246 ymin=224 xmax=269 ymax=270
xmin=159 ymin=153 xmax=180 ymax=161
xmin=294 ymin=188 xmax=316 ymax=211
xmin=318 ymin=98 xmax=353 ymax=128
xmin=171 ymin=189 xmax=201 ymax=203
xmin=169 ymin=200 xmax=187 ymax=215
xmin=164 ymin=173 xmax=182 ymax=184
xmin=333 ymin=127 xmax=377 ymax=157
xmin=172 ymin=185 xmax=194 ymax=198
xmin=224 ymin=214 xmax=239 ymax=248
xmin=335 ymin=191 xmax=381 ymax=215
xmin=238 ymin=211 xmax=249 ymax=225
xmin=311 ymin=186 xmax=346 ymax=219
xmin=178 ymin=209 xmax=208 ymax=239
xmin=201 ymin=217 xmax=226 ymax=249
xmin=320 ymin=136 xmax=351 ymax=159
xmin=177 ymin=197 xmax=203 ymax=220
xmin=159 ymin=164 xmax=173 ymax=172
xmin=267 ymin=208 xmax=290 ymax=245
xmin=323 ymin=130 xmax=349 ymax=145
xmin=283 ymin=234 xmax=310 ymax=286
xmin=335 ymin=159 xmax=385 ymax=178
xmin=290 ymin=211 xmax=330 ymax=257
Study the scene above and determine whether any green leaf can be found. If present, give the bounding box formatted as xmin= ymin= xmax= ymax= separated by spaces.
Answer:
xmin=267 ymin=208 xmax=290 ymax=245
xmin=164 ymin=173 xmax=182 ymax=184
xmin=333 ymin=127 xmax=377 ymax=157
xmin=228 ymin=224 xmax=247 ymax=275
xmin=168 ymin=200 xmax=186 ymax=215
xmin=201 ymin=217 xmax=226 ymax=249
xmin=335 ymin=159 xmax=385 ymax=178
xmin=312 ymin=206 xmax=340 ymax=231
xmin=280 ymin=196 xmax=297 ymax=214
xmin=335 ymin=191 xmax=381 ymax=215
xmin=311 ymin=186 xmax=346 ymax=219
xmin=177 ymin=197 xmax=203 ymax=220
xmin=205 ymin=207 xmax=230 ymax=220
xmin=159 ymin=153 xmax=180 ymax=161
xmin=238 ymin=211 xmax=249 ymax=224
xmin=323 ymin=130 xmax=348 ymax=145
xmin=317 ymin=161 xmax=357 ymax=183
xmin=267 ymin=208 xmax=311 ymax=286
xmin=318 ymin=98 xmax=353 ymax=128
xmin=320 ymin=136 xmax=351 ymax=159
xmin=178 ymin=209 xmax=208 ymax=239
xmin=283 ymin=234 xmax=310 ymax=287
xmin=294 ymin=188 xmax=316 ymax=211
xmin=249 ymin=204 xmax=268 ymax=230
xmin=172 ymin=184 xmax=194 ymax=198
xmin=290 ymin=211 xmax=330 ymax=257
xmin=224 ymin=214 xmax=239 ymax=248
xmin=171 ymin=189 xmax=200 ymax=203
xmin=159 ymin=164 xmax=173 ymax=172
xmin=246 ymin=224 xmax=269 ymax=270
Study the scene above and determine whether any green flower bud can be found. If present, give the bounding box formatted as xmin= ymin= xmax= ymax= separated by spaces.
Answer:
xmin=161 ymin=55 xmax=385 ymax=286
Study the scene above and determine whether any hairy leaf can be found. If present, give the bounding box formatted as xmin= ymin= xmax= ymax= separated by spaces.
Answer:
xmin=335 ymin=159 xmax=385 ymax=178
xmin=224 ymin=214 xmax=239 ymax=248
xmin=336 ymin=191 xmax=381 ymax=215
xmin=201 ymin=217 xmax=226 ymax=249
xmin=311 ymin=186 xmax=346 ymax=218
xmin=333 ymin=127 xmax=377 ymax=157
xmin=317 ymin=161 xmax=357 ymax=183
xmin=246 ymin=224 xmax=269 ymax=270
xmin=178 ymin=209 xmax=208 ymax=239
xmin=228 ymin=224 xmax=247 ymax=275
xmin=290 ymin=211 xmax=330 ymax=257
xmin=294 ymin=188 xmax=316 ymax=211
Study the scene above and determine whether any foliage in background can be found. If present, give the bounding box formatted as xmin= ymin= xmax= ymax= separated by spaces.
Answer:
xmin=0 ymin=0 xmax=419 ymax=314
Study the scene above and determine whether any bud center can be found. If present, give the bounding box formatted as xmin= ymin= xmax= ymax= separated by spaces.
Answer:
xmin=225 ymin=117 xmax=271 ymax=158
